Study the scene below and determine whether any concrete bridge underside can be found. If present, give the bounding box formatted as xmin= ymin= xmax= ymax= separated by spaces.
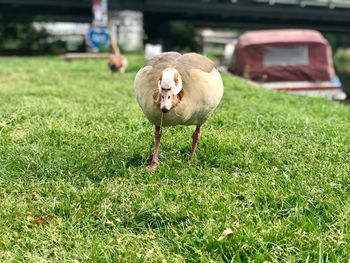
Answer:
xmin=1 ymin=0 xmax=350 ymax=34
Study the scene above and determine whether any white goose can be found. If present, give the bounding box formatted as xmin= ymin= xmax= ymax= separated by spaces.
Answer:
xmin=134 ymin=52 xmax=224 ymax=171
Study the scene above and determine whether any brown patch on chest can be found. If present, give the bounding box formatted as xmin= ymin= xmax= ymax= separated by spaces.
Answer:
xmin=152 ymin=89 xmax=160 ymax=106
xmin=171 ymin=90 xmax=184 ymax=109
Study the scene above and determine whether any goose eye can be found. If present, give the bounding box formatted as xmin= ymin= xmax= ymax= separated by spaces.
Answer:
xmin=168 ymin=96 xmax=171 ymax=99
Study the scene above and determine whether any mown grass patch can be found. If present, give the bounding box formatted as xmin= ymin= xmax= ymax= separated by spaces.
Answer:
xmin=0 ymin=54 xmax=350 ymax=262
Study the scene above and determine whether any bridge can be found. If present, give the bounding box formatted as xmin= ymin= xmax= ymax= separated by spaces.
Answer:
xmin=1 ymin=0 xmax=350 ymax=33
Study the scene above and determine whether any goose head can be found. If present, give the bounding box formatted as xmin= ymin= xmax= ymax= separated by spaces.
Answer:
xmin=158 ymin=68 xmax=183 ymax=113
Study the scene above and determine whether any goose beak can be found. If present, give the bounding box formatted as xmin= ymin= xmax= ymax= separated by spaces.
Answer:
xmin=160 ymin=89 xmax=173 ymax=113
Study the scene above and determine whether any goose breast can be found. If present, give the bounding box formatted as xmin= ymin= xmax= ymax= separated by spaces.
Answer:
xmin=134 ymin=52 xmax=224 ymax=126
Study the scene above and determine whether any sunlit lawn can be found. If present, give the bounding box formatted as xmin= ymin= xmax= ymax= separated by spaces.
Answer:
xmin=0 ymin=54 xmax=350 ymax=262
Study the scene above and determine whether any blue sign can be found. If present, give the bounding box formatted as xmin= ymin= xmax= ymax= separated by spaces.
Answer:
xmin=87 ymin=27 xmax=110 ymax=49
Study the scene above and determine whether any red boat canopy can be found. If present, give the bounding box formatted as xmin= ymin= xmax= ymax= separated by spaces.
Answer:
xmin=229 ymin=29 xmax=335 ymax=82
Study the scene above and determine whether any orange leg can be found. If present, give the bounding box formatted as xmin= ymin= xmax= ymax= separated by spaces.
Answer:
xmin=149 ymin=126 xmax=162 ymax=171
xmin=190 ymin=126 xmax=201 ymax=160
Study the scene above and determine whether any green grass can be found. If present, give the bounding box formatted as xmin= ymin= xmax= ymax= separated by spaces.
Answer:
xmin=1 ymin=54 xmax=350 ymax=262
xmin=335 ymin=49 xmax=350 ymax=72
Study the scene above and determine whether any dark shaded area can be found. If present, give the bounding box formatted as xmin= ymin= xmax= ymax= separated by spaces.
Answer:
xmin=115 ymin=0 xmax=350 ymax=33
xmin=2 ymin=0 xmax=350 ymax=32
xmin=0 ymin=0 xmax=91 ymax=22
xmin=1 ymin=0 xmax=350 ymax=54
xmin=334 ymin=49 xmax=350 ymax=97
xmin=0 ymin=15 xmax=44 ymax=54
xmin=148 ymin=20 xmax=201 ymax=52
xmin=0 ymin=15 xmax=79 ymax=55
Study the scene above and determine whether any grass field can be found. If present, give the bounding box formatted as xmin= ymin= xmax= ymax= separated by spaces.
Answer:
xmin=1 ymin=54 xmax=350 ymax=262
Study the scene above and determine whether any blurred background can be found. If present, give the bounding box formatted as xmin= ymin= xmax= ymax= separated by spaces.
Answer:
xmin=1 ymin=0 xmax=350 ymax=96
xmin=1 ymin=0 xmax=350 ymax=54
